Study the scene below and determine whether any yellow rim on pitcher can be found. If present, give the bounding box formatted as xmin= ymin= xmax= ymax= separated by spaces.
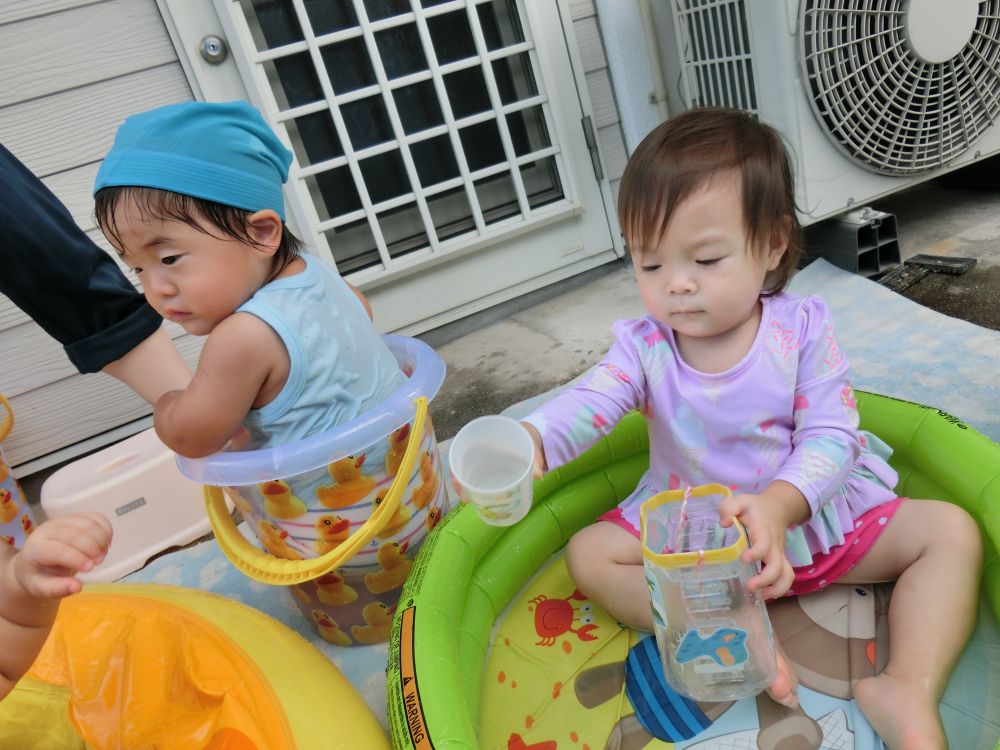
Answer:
xmin=0 ymin=394 xmax=13 ymax=443
xmin=204 ymin=396 xmax=429 ymax=585
xmin=639 ymin=483 xmax=748 ymax=567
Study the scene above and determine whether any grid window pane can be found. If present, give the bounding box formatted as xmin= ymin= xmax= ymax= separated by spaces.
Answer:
xmin=460 ymin=120 xmax=505 ymax=171
xmin=444 ymin=66 xmax=491 ymax=119
xmin=419 ymin=0 xmax=453 ymax=7
xmin=506 ymin=105 xmax=550 ymax=157
xmin=379 ymin=203 xmax=430 ymax=260
xmin=477 ymin=0 xmax=525 ymax=51
xmin=520 ymin=156 xmax=564 ymax=208
xmin=410 ymin=135 xmax=460 ymax=186
xmin=323 ymin=219 xmax=379 ymax=274
xmin=492 ymin=52 xmax=538 ymax=105
xmin=287 ymin=110 xmax=344 ymax=165
xmin=363 ymin=0 xmax=409 ymax=22
xmin=304 ymin=0 xmax=357 ymax=34
xmin=375 ymin=24 xmax=428 ymax=79
xmin=242 ymin=0 xmax=303 ymax=50
xmin=307 ymin=166 xmax=362 ymax=220
xmin=342 ymin=96 xmax=394 ymax=149
xmin=427 ymin=10 xmax=477 ymax=64
xmin=426 ymin=186 xmax=474 ymax=243
xmin=393 ymin=81 xmax=445 ymax=133
xmin=268 ymin=53 xmax=324 ymax=108
xmin=474 ymin=172 xmax=519 ymax=225
xmin=322 ymin=38 xmax=377 ymax=93
xmin=360 ymin=150 xmax=411 ymax=203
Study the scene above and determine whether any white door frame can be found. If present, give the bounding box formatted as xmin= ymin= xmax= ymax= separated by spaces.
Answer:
xmin=156 ymin=0 xmax=623 ymax=333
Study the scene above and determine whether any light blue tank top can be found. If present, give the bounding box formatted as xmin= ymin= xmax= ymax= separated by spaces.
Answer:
xmin=237 ymin=255 xmax=406 ymax=449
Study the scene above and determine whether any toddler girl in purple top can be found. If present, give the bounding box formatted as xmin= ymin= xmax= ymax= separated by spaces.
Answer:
xmin=521 ymin=107 xmax=980 ymax=749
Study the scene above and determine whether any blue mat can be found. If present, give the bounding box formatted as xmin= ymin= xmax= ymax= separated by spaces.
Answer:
xmin=124 ymin=259 xmax=1000 ymax=739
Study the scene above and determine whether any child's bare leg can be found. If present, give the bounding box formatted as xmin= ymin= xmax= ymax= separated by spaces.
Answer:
xmin=565 ymin=522 xmax=800 ymax=707
xmin=565 ymin=522 xmax=652 ymax=629
xmin=839 ymin=500 xmax=982 ymax=749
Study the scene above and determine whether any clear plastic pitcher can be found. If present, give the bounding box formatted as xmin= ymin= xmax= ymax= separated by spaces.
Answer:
xmin=640 ymin=483 xmax=776 ymax=701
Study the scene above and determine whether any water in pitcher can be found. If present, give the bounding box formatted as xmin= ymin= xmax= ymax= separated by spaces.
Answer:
xmin=650 ymin=559 xmax=775 ymax=701
xmin=644 ymin=491 xmax=776 ymax=702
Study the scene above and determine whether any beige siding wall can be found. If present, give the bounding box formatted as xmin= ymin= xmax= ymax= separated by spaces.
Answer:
xmin=569 ymin=0 xmax=628 ymax=207
xmin=0 ymin=0 xmax=197 ymax=472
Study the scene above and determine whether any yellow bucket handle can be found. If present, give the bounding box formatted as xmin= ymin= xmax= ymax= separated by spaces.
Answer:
xmin=204 ymin=396 xmax=429 ymax=585
xmin=0 ymin=394 xmax=12 ymax=443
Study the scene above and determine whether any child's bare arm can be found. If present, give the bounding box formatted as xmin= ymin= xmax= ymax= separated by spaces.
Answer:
xmin=0 ymin=512 xmax=112 ymax=700
xmin=154 ymin=313 xmax=286 ymax=457
xmin=520 ymin=421 xmax=548 ymax=479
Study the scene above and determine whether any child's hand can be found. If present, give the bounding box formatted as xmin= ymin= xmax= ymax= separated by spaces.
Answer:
xmin=11 ymin=513 xmax=112 ymax=599
xmin=520 ymin=421 xmax=547 ymax=479
xmin=719 ymin=493 xmax=794 ymax=600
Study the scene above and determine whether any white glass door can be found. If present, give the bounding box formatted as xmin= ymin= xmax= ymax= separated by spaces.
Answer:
xmin=160 ymin=0 xmax=620 ymax=332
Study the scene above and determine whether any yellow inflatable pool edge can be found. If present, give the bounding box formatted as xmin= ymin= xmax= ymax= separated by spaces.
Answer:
xmin=27 ymin=584 xmax=390 ymax=750
xmin=387 ymin=392 xmax=1000 ymax=750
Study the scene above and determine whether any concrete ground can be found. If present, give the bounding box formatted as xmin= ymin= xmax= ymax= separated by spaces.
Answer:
xmin=426 ymin=173 xmax=1000 ymax=441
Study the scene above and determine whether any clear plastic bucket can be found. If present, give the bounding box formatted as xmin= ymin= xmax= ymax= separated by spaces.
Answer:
xmin=0 ymin=395 xmax=39 ymax=549
xmin=177 ymin=335 xmax=447 ymax=646
xmin=640 ymin=484 xmax=776 ymax=701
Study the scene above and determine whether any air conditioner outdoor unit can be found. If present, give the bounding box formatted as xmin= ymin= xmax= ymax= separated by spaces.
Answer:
xmin=651 ymin=0 xmax=1000 ymax=227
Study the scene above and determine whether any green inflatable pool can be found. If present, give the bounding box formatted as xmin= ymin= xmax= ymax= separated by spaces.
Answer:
xmin=387 ymin=392 xmax=1000 ymax=749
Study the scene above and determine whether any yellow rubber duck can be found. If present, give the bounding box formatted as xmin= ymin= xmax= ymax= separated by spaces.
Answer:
xmin=350 ymin=602 xmax=396 ymax=645
xmin=0 ymin=460 xmax=9 ymax=484
xmin=373 ymin=489 xmax=411 ymax=539
xmin=257 ymin=479 xmax=307 ymax=519
xmin=0 ymin=488 xmax=19 ymax=524
xmin=410 ymin=451 xmax=440 ymax=510
xmin=426 ymin=505 xmax=442 ymax=534
xmin=291 ymin=584 xmax=313 ymax=605
xmin=20 ymin=515 xmax=33 ymax=536
xmin=312 ymin=610 xmax=352 ymax=646
xmin=315 ymin=571 xmax=359 ymax=605
xmin=258 ymin=520 xmax=303 ymax=560
xmin=315 ymin=514 xmax=351 ymax=555
xmin=364 ymin=540 xmax=412 ymax=594
xmin=316 ymin=455 xmax=376 ymax=509
xmin=384 ymin=423 xmax=411 ymax=476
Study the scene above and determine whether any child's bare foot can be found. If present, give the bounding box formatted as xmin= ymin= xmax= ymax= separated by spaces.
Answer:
xmin=855 ymin=673 xmax=945 ymax=749
xmin=765 ymin=643 xmax=799 ymax=708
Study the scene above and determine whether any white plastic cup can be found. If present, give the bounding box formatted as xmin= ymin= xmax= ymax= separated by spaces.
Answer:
xmin=448 ymin=415 xmax=534 ymax=526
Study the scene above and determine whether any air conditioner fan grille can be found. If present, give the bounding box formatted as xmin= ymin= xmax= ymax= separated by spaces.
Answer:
xmin=801 ymin=1 xmax=1000 ymax=175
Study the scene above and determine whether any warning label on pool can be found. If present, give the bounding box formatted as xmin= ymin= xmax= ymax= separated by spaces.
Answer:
xmin=389 ymin=606 xmax=434 ymax=749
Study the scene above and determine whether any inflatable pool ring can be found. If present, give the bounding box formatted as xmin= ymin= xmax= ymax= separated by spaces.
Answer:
xmin=386 ymin=392 xmax=1000 ymax=749
xmin=177 ymin=335 xmax=448 ymax=644
xmin=2 ymin=584 xmax=389 ymax=749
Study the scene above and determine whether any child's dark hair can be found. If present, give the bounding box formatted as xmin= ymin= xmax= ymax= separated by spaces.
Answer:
xmin=94 ymin=186 xmax=302 ymax=281
xmin=618 ymin=106 xmax=802 ymax=295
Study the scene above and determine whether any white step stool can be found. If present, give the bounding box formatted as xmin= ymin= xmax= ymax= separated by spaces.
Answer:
xmin=41 ymin=428 xmax=215 ymax=582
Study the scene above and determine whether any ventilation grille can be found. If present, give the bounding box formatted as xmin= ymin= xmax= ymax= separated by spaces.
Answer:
xmin=674 ymin=0 xmax=757 ymax=113
xmin=801 ymin=1 xmax=1000 ymax=175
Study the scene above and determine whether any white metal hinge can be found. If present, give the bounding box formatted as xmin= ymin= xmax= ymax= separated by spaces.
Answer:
xmin=581 ymin=115 xmax=604 ymax=181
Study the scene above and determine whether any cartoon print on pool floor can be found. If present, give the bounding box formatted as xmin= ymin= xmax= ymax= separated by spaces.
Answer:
xmin=529 ymin=588 xmax=599 ymax=649
xmin=571 ymin=582 xmax=889 ymax=749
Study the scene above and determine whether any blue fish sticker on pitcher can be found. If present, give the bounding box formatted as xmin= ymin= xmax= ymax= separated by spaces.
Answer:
xmin=676 ymin=626 xmax=749 ymax=667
